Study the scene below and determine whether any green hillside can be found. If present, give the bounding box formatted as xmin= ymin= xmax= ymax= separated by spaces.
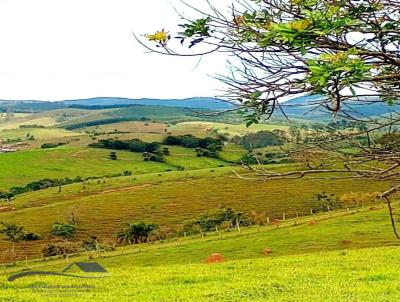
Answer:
xmin=0 ymin=163 xmax=394 ymax=260
xmin=0 ymin=208 xmax=399 ymax=301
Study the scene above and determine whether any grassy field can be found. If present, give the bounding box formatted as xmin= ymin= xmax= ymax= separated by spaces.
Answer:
xmin=1 ymin=108 xmax=398 ymax=301
xmin=3 ymin=247 xmax=400 ymax=301
xmin=170 ymin=121 xmax=289 ymax=138
xmin=0 ymin=163 xmax=393 ymax=260
xmin=0 ymin=147 xmax=176 ymax=189
xmin=0 ymin=128 xmax=80 ymax=142
xmin=0 ymin=108 xmax=101 ymax=131
xmin=218 ymin=144 xmax=248 ymax=162
xmin=0 ymin=208 xmax=399 ymax=301
xmin=164 ymin=146 xmax=229 ymax=169
xmin=0 ymin=142 xmax=245 ymax=189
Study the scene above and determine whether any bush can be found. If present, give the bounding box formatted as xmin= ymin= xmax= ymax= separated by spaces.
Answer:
xmin=41 ymin=143 xmax=59 ymax=149
xmin=82 ymin=236 xmax=115 ymax=252
xmin=42 ymin=241 xmax=82 ymax=257
xmin=232 ymin=130 xmax=284 ymax=150
xmin=51 ymin=222 xmax=76 ymax=239
xmin=23 ymin=232 xmax=41 ymax=241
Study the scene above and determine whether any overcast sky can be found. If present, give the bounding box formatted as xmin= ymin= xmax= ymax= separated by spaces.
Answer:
xmin=0 ymin=0 xmax=233 ymax=101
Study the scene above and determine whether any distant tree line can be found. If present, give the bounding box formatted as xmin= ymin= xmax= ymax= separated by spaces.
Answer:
xmin=0 ymin=173 xmax=133 ymax=202
xmin=19 ymin=124 xmax=46 ymax=129
xmin=89 ymin=138 xmax=165 ymax=162
xmin=63 ymin=118 xmax=150 ymax=130
xmin=41 ymin=142 xmax=69 ymax=149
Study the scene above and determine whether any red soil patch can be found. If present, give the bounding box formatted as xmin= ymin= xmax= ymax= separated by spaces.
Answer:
xmin=0 ymin=206 xmax=15 ymax=213
xmin=205 ymin=253 xmax=224 ymax=264
xmin=271 ymin=219 xmax=280 ymax=225
xmin=262 ymin=248 xmax=273 ymax=256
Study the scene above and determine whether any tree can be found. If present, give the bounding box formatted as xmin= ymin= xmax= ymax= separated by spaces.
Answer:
xmin=141 ymin=0 xmax=400 ymax=237
xmin=51 ymin=222 xmax=76 ymax=240
xmin=117 ymin=222 xmax=158 ymax=244
xmin=0 ymin=222 xmax=36 ymax=260
xmin=109 ymin=151 xmax=118 ymax=160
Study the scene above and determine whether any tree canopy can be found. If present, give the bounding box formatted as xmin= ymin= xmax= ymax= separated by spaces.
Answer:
xmin=142 ymin=0 xmax=399 ymax=122
xmin=141 ymin=0 xmax=400 ymax=236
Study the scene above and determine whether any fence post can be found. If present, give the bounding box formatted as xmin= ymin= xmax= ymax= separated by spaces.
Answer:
xmin=236 ymin=218 xmax=241 ymax=233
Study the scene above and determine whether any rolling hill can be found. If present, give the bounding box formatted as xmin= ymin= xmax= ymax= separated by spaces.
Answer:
xmin=279 ymin=95 xmax=400 ymax=120
xmin=64 ymin=97 xmax=234 ymax=110
xmin=0 ymin=97 xmax=234 ymax=112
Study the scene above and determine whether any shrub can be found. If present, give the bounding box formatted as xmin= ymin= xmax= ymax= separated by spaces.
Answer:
xmin=23 ymin=232 xmax=41 ymax=241
xmin=51 ymin=222 xmax=76 ymax=239
xmin=41 ymin=143 xmax=58 ymax=149
xmin=41 ymin=241 xmax=82 ymax=257
xmin=82 ymin=236 xmax=115 ymax=252
xmin=117 ymin=222 xmax=158 ymax=245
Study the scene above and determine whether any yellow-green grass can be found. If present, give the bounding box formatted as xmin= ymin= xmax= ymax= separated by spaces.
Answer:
xmin=1 ymin=209 xmax=400 ymax=301
xmin=0 ymin=142 xmax=241 ymax=189
xmin=0 ymin=128 xmax=80 ymax=142
xmin=172 ymin=121 xmax=289 ymax=137
xmin=0 ymin=147 xmax=176 ymax=189
xmin=84 ymin=121 xmax=167 ymax=135
xmin=164 ymin=146 xmax=229 ymax=169
xmin=218 ymin=144 xmax=248 ymax=162
xmin=2 ymin=247 xmax=400 ymax=302
xmin=0 ymin=108 xmax=99 ymax=131
xmin=0 ymin=117 xmax=55 ymax=131
xmin=0 ymin=113 xmax=32 ymax=119
xmin=0 ymin=168 xmax=393 ymax=260
xmin=81 ymin=121 xmax=170 ymax=143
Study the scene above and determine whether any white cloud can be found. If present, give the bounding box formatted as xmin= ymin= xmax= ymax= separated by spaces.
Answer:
xmin=0 ymin=0 xmax=233 ymax=100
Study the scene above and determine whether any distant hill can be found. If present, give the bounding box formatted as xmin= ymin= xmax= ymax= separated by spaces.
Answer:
xmin=0 ymin=100 xmax=66 ymax=112
xmin=64 ymin=97 xmax=234 ymax=110
xmin=57 ymin=104 xmax=241 ymax=130
xmin=0 ymin=97 xmax=234 ymax=112
xmin=279 ymin=95 xmax=400 ymax=120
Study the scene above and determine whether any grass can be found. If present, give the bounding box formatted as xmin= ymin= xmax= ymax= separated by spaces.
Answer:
xmin=0 ymin=108 xmax=99 ymax=131
xmin=0 ymin=128 xmax=79 ymax=142
xmin=218 ymin=144 xmax=248 ymax=162
xmin=164 ymin=146 xmax=229 ymax=169
xmin=0 ymin=208 xmax=399 ymax=301
xmin=0 ymin=146 xmax=176 ymax=189
xmin=0 ymin=141 xmax=244 ymax=190
xmin=0 ymin=165 xmax=394 ymax=260
xmin=2 ymin=247 xmax=400 ymax=301
xmin=172 ymin=121 xmax=289 ymax=137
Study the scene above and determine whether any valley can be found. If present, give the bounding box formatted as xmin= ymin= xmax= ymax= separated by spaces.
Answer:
xmin=0 ymin=97 xmax=398 ymax=301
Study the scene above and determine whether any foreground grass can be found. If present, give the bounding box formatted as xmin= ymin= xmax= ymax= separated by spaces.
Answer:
xmin=0 ymin=208 xmax=399 ymax=301
xmin=3 ymin=247 xmax=400 ymax=302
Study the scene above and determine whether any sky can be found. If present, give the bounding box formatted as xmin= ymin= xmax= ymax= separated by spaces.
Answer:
xmin=0 ymin=0 xmax=233 ymax=101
